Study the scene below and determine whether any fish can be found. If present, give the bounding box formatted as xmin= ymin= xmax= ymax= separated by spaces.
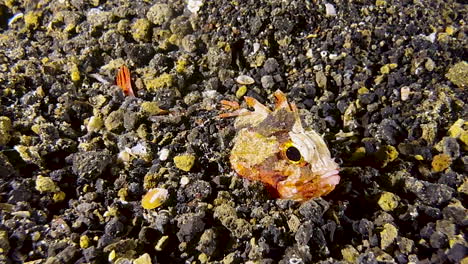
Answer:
xmin=220 ymin=90 xmax=340 ymax=201
xmin=116 ymin=65 xmax=135 ymax=97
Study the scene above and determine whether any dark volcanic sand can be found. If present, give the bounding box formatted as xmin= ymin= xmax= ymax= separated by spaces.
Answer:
xmin=0 ymin=0 xmax=467 ymax=263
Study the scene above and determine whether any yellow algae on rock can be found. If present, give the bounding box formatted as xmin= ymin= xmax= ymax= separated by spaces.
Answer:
xmin=53 ymin=191 xmax=66 ymax=202
xmin=380 ymin=223 xmax=398 ymax=250
xmin=134 ymin=253 xmax=152 ymax=264
xmin=35 ymin=175 xmax=58 ymax=193
xmin=378 ymin=192 xmax=399 ymax=211
xmin=132 ymin=18 xmax=152 ymax=42
xmin=341 ymin=245 xmax=359 ymax=263
xmin=446 ymin=61 xmax=467 ymax=88
xmin=140 ymin=102 xmax=166 ymax=116
xmin=174 ymin=154 xmax=196 ymax=172
xmin=448 ymin=119 xmax=465 ymax=138
xmin=70 ymin=63 xmax=81 ymax=82
xmin=80 ymin=235 xmax=90 ymax=249
xmin=144 ymin=73 xmax=174 ymax=91
xmin=431 ymin=154 xmax=451 ymax=172
xmin=0 ymin=116 xmax=12 ymax=146
xmin=24 ymin=11 xmax=42 ymax=30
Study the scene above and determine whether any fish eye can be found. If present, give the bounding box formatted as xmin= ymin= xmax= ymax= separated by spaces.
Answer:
xmin=285 ymin=146 xmax=302 ymax=162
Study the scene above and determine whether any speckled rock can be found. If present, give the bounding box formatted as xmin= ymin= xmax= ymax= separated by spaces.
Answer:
xmin=70 ymin=151 xmax=113 ymax=179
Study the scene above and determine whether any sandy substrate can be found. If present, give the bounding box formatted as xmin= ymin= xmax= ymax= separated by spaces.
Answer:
xmin=0 ymin=0 xmax=466 ymax=263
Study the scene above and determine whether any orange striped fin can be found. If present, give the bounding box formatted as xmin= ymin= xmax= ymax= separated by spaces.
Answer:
xmin=116 ymin=65 xmax=135 ymax=97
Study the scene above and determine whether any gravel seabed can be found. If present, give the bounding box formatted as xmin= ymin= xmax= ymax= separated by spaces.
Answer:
xmin=0 ymin=0 xmax=466 ymax=263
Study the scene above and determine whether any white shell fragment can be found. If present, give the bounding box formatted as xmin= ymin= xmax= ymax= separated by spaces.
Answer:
xmin=325 ymin=3 xmax=337 ymax=17
xmin=400 ymin=86 xmax=411 ymax=101
xmin=236 ymin=75 xmax=255 ymax=85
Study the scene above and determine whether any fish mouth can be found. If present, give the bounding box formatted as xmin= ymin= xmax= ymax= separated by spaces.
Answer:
xmin=320 ymin=169 xmax=340 ymax=186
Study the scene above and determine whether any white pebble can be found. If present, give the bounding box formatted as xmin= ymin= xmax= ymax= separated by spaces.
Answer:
xmin=180 ymin=176 xmax=190 ymax=186
xmin=187 ymin=0 xmax=203 ymax=14
xmin=325 ymin=3 xmax=337 ymax=17
xmin=236 ymin=75 xmax=255 ymax=85
xmin=401 ymin=86 xmax=411 ymax=101
xmin=158 ymin=148 xmax=170 ymax=161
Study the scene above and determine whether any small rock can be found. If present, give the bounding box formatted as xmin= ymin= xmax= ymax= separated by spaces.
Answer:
xmin=87 ymin=115 xmax=103 ymax=133
xmin=35 ymin=175 xmax=58 ymax=193
xmin=56 ymin=245 xmax=80 ymax=263
xmin=431 ymin=154 xmax=451 ymax=172
xmin=158 ymin=148 xmax=170 ymax=161
xmin=71 ymin=151 xmax=112 ymax=179
xmin=0 ymin=153 xmax=16 ymax=178
xmin=176 ymin=213 xmax=205 ymax=242
xmin=425 ymin=58 xmax=435 ymax=71
xmin=263 ymin=58 xmax=279 ymax=73
xmin=196 ymin=229 xmax=218 ymax=256
xmin=380 ymin=223 xmax=398 ymax=250
xmin=446 ymin=61 xmax=468 ymax=88
xmin=236 ymin=85 xmax=247 ymax=98
xmin=105 ymin=109 xmax=125 ymax=132
xmin=429 ymin=231 xmax=447 ymax=249
xmin=442 ymin=137 xmax=460 ymax=158
xmin=341 ymin=245 xmax=359 ymax=263
xmin=0 ymin=231 xmax=10 ymax=253
xmin=105 ymin=218 xmax=125 ymax=237
xmin=397 ymin=237 xmax=414 ymax=254
xmin=315 ymin=71 xmax=327 ymax=89
xmin=140 ymin=101 xmax=166 ymax=116
xmin=146 ymin=4 xmax=174 ymax=26
xmin=324 ymin=3 xmax=336 ymax=16
xmin=0 ymin=116 xmax=12 ymax=145
xmin=447 ymin=243 xmax=467 ymax=263
xmin=235 ymin=75 xmax=255 ymax=85
xmin=260 ymin=75 xmax=275 ymax=89
xmin=134 ymin=253 xmax=152 ymax=264
xmin=144 ymin=73 xmax=174 ymax=91
xmin=187 ymin=0 xmax=204 ymax=14
xmin=173 ymin=154 xmax=196 ymax=172
xmin=378 ymin=192 xmax=399 ymax=211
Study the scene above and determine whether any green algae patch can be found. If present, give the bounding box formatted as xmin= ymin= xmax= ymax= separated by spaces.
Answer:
xmin=174 ymin=154 xmax=196 ymax=172
xmin=144 ymin=73 xmax=174 ymax=91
